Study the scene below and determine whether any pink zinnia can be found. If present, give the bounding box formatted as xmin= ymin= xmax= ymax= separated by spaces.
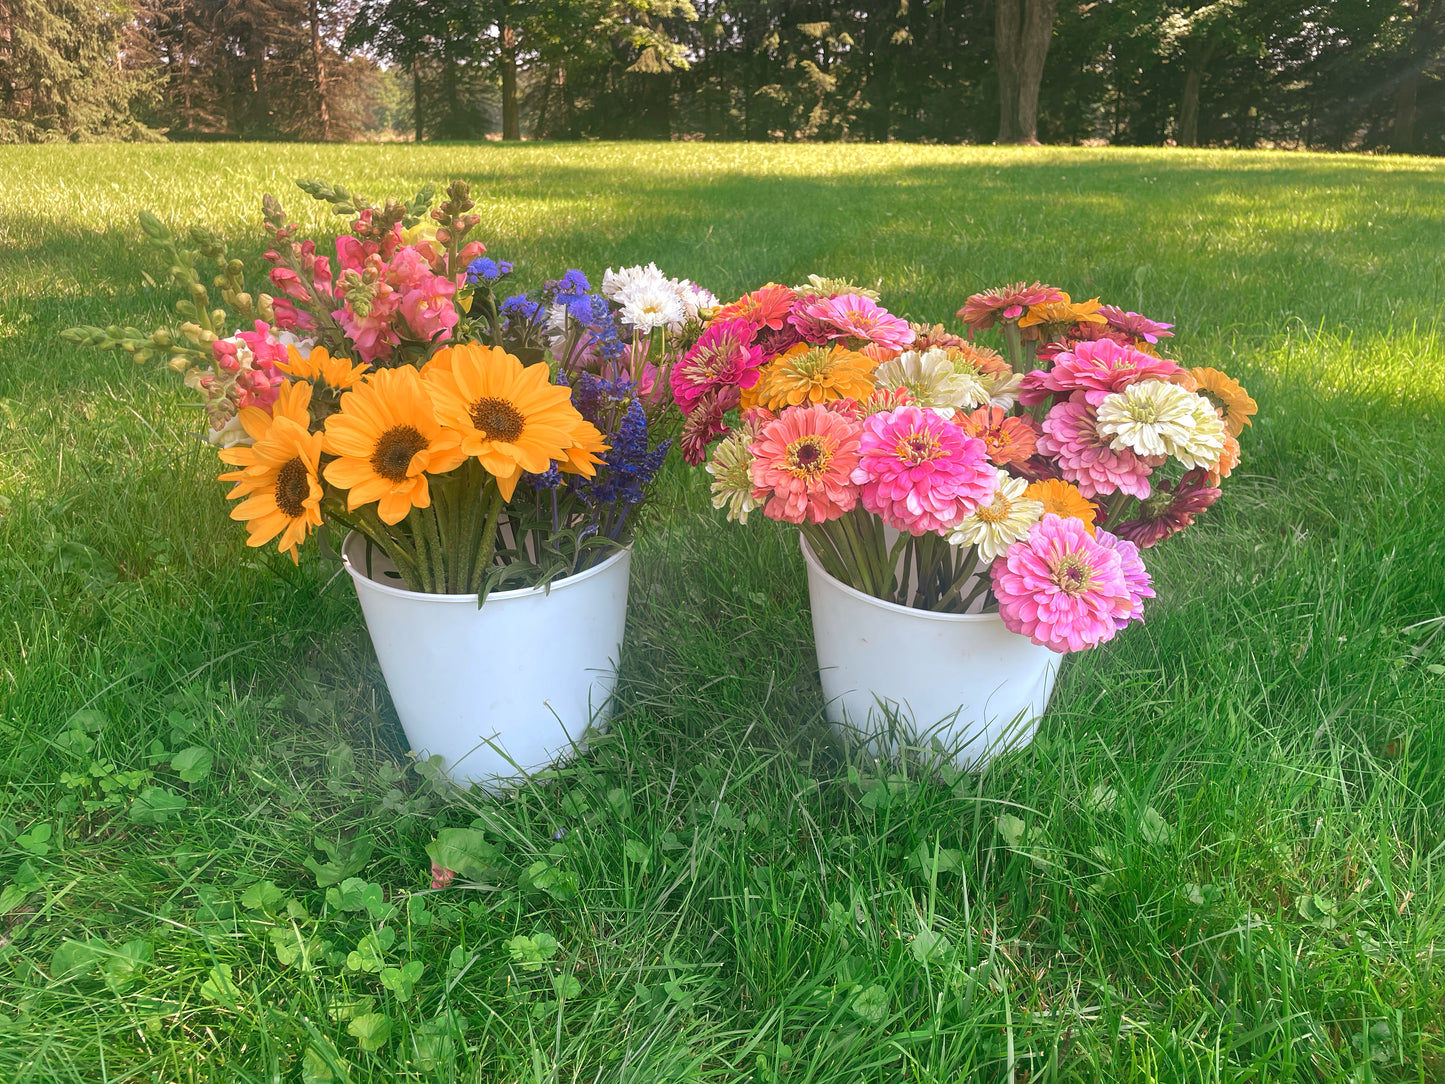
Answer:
xmin=991 ymin=514 xmax=1134 ymax=653
xmin=1114 ymin=469 xmax=1221 ymax=548
xmin=957 ymin=282 xmax=1064 ymax=331
xmin=749 ymin=404 xmax=862 ymax=524
xmin=1092 ymin=529 xmax=1154 ymax=630
xmin=671 ymin=319 xmax=764 ymax=415
xmin=1037 ymin=393 xmax=1163 ymax=499
xmin=1019 ymin=338 xmax=1187 ymax=407
xmin=1098 ymin=305 xmax=1174 ymax=343
xmin=852 ymin=406 xmax=996 ymax=535
xmin=793 ymin=294 xmax=916 ymax=354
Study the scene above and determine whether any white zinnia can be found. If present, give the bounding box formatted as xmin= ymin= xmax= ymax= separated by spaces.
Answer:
xmin=602 ymin=262 xmax=668 ymax=302
xmin=946 ymin=471 xmax=1044 ymax=562
xmin=1095 ymin=379 xmax=1202 ymax=460
xmin=1172 ymin=395 xmax=1228 ymax=470
xmin=876 ymin=347 xmax=989 ymax=414
xmin=619 ymin=282 xmax=686 ymax=334
xmin=674 ymin=279 xmax=719 ymax=325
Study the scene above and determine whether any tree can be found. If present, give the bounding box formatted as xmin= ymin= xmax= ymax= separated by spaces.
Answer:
xmin=1389 ymin=0 xmax=1445 ymax=152
xmin=994 ymin=0 xmax=1057 ymax=143
xmin=0 ymin=0 xmax=159 ymax=142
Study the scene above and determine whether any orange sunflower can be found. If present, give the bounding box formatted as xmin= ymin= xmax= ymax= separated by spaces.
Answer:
xmin=1189 ymin=368 xmax=1257 ymax=438
xmin=754 ymin=343 xmax=877 ymax=411
xmin=1023 ymin=478 xmax=1097 ymax=535
xmin=424 ymin=342 xmax=601 ymax=500
xmin=278 ymin=344 xmax=369 ymax=390
xmin=217 ymin=382 xmax=325 ymax=561
xmin=323 ymin=365 xmax=465 ymax=524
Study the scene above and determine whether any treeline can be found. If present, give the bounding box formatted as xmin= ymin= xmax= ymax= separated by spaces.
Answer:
xmin=3 ymin=0 xmax=1443 ymax=153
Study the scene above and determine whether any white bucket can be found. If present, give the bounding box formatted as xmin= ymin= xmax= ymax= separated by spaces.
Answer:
xmin=801 ymin=536 xmax=1058 ymax=769
xmin=342 ymin=532 xmax=631 ymax=792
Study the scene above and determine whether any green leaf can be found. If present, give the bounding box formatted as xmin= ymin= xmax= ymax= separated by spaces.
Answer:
xmin=379 ymin=959 xmax=424 ymax=1001
xmin=910 ymin=926 xmax=954 ymax=965
xmin=305 ymin=837 xmax=374 ymax=888
xmin=200 ymin=962 xmax=243 ymax=1009
xmin=0 ymin=883 xmax=29 ymax=915
xmin=347 ymin=1012 xmax=392 ymax=1051
xmin=623 ymin=839 xmax=651 ymax=869
xmin=240 ymin=880 xmax=287 ymax=914
xmin=995 ymin=814 xmax=1027 ymax=850
xmin=301 ymin=1041 xmax=352 ymax=1084
xmin=425 ymin=828 xmax=498 ymax=882
xmin=170 ymin=745 xmax=213 ymax=784
xmin=15 ymin=822 xmax=52 ymax=855
xmin=66 ymin=708 xmax=108 ymax=733
xmin=1139 ymin=806 xmax=1173 ymax=846
xmin=506 ymin=931 xmax=559 ymax=971
xmin=906 ymin=841 xmax=963 ymax=877
xmin=50 ymin=937 xmax=107 ymax=980
xmin=552 ymin=972 xmax=581 ymax=999
xmin=103 ymin=939 xmax=153 ymax=992
xmin=325 ymin=878 xmax=391 ymax=919
xmin=849 ymin=984 xmax=889 ymax=1024
xmin=130 ymin=786 xmax=186 ymax=824
xmin=345 ymin=928 xmax=395 ymax=973
xmin=520 ymin=860 xmax=577 ymax=902
xmin=411 ymin=1011 xmax=464 ymax=1072
xmin=1085 ymin=784 xmax=1118 ymax=813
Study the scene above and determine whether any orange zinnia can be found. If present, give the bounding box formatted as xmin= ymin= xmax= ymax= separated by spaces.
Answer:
xmin=755 ymin=343 xmax=877 ymax=410
xmin=1190 ymin=367 xmax=1257 ymax=438
xmin=1017 ymin=292 xmax=1107 ymax=333
xmin=323 ymin=365 xmax=465 ymax=524
xmin=1023 ymin=478 xmax=1097 ymax=535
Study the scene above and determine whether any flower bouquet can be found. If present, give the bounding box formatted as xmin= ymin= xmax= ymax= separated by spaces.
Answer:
xmin=679 ymin=278 xmax=1255 ymax=763
xmin=65 ymin=179 xmax=716 ymax=787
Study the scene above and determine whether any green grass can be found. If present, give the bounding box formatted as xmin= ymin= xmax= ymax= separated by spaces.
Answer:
xmin=1 ymin=142 xmax=1444 ymax=1082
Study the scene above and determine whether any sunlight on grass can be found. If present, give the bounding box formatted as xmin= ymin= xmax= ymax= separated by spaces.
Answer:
xmin=0 ymin=144 xmax=1442 ymax=1081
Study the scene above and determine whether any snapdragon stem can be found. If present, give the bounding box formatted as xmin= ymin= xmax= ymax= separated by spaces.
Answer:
xmin=469 ymin=481 xmax=506 ymax=598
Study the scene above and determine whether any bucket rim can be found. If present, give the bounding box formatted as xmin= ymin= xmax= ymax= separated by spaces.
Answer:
xmin=343 ymin=530 xmax=631 ymax=604
xmin=800 ymin=533 xmax=1010 ymax=626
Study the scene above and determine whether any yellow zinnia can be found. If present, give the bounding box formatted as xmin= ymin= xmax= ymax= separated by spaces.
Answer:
xmin=323 ymin=365 xmax=466 ymax=524
xmin=1189 ymin=367 xmax=1257 ymax=438
xmin=278 ymin=344 xmax=369 ymax=390
xmin=423 ymin=342 xmax=598 ymax=500
xmin=217 ymin=385 xmax=325 ymax=561
xmin=755 ymin=343 xmax=877 ymax=410
xmin=1023 ymin=479 xmax=1097 ymax=535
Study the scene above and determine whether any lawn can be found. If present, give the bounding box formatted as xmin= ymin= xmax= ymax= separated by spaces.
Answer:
xmin=1 ymin=142 xmax=1443 ymax=1083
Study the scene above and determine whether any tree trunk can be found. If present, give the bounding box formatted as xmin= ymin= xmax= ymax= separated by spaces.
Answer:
xmin=1391 ymin=70 xmax=1419 ymax=153
xmin=533 ymin=65 xmax=554 ymax=139
xmin=1178 ymin=39 xmax=1216 ymax=148
xmin=995 ymin=0 xmax=1056 ymax=144
xmin=308 ymin=0 xmax=330 ymax=141
xmin=413 ymin=61 xmax=422 ymax=142
xmin=501 ymin=16 xmax=519 ymax=140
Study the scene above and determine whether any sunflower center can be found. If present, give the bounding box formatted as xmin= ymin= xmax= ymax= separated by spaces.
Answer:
xmin=370 ymin=425 xmax=428 ymax=482
xmin=899 ymin=433 xmax=940 ymax=463
xmin=786 ymin=436 xmax=833 ymax=479
xmin=1050 ymin=553 xmax=1096 ymax=596
xmin=469 ymin=397 xmax=526 ymax=443
xmin=274 ymin=457 xmax=311 ymax=518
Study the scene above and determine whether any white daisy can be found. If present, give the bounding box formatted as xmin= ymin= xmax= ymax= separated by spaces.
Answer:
xmin=946 ymin=471 xmax=1044 ymax=562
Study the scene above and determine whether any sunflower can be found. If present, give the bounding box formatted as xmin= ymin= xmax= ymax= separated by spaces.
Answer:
xmin=1023 ymin=478 xmax=1097 ymax=535
xmin=323 ymin=365 xmax=465 ymax=524
xmin=278 ymin=344 xmax=369 ymax=390
xmin=1189 ymin=368 xmax=1257 ymax=438
xmin=754 ymin=343 xmax=877 ymax=410
xmin=424 ymin=342 xmax=596 ymax=500
xmin=217 ymin=404 xmax=325 ymax=562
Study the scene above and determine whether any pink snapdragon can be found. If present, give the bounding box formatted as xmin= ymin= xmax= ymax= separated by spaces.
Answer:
xmin=852 ymin=406 xmax=996 ymax=535
xmin=400 ymin=273 xmax=459 ymax=343
xmin=991 ymin=514 xmax=1135 ymax=653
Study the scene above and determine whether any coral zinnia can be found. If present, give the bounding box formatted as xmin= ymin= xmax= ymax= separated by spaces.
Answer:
xmin=1022 ymin=478 xmax=1097 ymax=535
xmin=323 ymin=365 xmax=466 ymax=524
xmin=990 ymin=514 xmax=1134 ymax=653
xmin=1019 ymin=339 xmax=1188 ymax=407
xmin=957 ymin=282 xmax=1064 ymax=331
xmin=946 ymin=471 xmax=1044 ymax=562
xmin=792 ymin=294 xmax=916 ymax=353
xmin=217 ymin=382 xmax=325 ymax=561
xmin=1113 ymin=469 xmax=1221 ymax=548
xmin=749 ymin=404 xmax=862 ymax=524
xmin=278 ymin=343 xmax=370 ymax=391
xmin=852 ymin=406 xmax=996 ymax=535
xmin=671 ymin=319 xmax=764 ymax=416
xmin=957 ymin=406 xmax=1039 ymax=467
xmin=712 ymin=283 xmax=797 ymax=332
xmin=1037 ymin=394 xmax=1162 ymax=499
xmin=425 ymin=343 xmax=598 ymax=500
xmin=1189 ymin=367 xmax=1257 ymax=438
xmin=755 ymin=343 xmax=877 ymax=410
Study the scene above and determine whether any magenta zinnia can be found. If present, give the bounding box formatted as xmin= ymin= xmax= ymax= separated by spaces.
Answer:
xmin=1092 ymin=528 xmax=1155 ymax=630
xmin=1019 ymin=338 xmax=1188 ymax=407
xmin=749 ymin=404 xmax=862 ymax=524
xmin=792 ymin=294 xmax=916 ymax=354
xmin=671 ymin=319 xmax=764 ymax=416
xmin=1037 ymin=393 xmax=1163 ymax=499
xmin=957 ymin=282 xmax=1064 ymax=331
xmin=1113 ymin=469 xmax=1222 ymax=548
xmin=990 ymin=514 xmax=1135 ymax=653
xmin=851 ymin=406 xmax=996 ymax=535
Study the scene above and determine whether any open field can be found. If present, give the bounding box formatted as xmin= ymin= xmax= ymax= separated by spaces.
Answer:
xmin=1 ymin=143 xmax=1444 ymax=1082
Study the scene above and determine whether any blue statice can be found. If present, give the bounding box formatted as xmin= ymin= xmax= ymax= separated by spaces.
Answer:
xmin=466 ymin=256 xmax=513 ymax=284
